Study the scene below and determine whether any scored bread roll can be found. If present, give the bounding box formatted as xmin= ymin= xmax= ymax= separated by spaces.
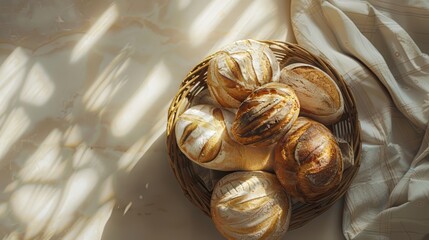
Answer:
xmin=207 ymin=39 xmax=280 ymax=108
xmin=175 ymin=104 xmax=273 ymax=171
xmin=280 ymin=63 xmax=344 ymax=125
xmin=274 ymin=117 xmax=343 ymax=203
xmin=231 ymin=82 xmax=300 ymax=147
xmin=211 ymin=171 xmax=291 ymax=240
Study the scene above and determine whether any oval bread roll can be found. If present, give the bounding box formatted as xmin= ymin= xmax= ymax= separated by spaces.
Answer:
xmin=175 ymin=105 xmax=273 ymax=171
xmin=211 ymin=171 xmax=291 ymax=240
xmin=207 ymin=39 xmax=280 ymax=108
xmin=280 ymin=63 xmax=344 ymax=125
xmin=231 ymin=82 xmax=300 ymax=147
xmin=274 ymin=117 xmax=343 ymax=203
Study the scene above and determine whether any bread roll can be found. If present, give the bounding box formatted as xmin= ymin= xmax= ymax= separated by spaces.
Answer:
xmin=211 ymin=171 xmax=291 ymax=240
xmin=280 ymin=63 xmax=344 ymax=125
xmin=231 ymin=82 xmax=300 ymax=147
xmin=207 ymin=39 xmax=280 ymax=108
xmin=175 ymin=105 xmax=273 ymax=171
xmin=274 ymin=117 xmax=343 ymax=203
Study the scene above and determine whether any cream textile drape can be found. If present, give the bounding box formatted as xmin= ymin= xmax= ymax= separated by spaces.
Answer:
xmin=290 ymin=0 xmax=429 ymax=239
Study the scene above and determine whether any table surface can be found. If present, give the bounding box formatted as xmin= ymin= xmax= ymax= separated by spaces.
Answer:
xmin=0 ymin=0 xmax=345 ymax=239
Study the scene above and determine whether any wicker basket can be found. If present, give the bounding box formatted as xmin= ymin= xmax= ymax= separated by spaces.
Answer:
xmin=166 ymin=40 xmax=361 ymax=230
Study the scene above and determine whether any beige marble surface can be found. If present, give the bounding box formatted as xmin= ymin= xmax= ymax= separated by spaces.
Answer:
xmin=0 ymin=0 xmax=344 ymax=239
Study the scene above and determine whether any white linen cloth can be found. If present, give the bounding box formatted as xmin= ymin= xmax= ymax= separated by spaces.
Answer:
xmin=290 ymin=0 xmax=429 ymax=239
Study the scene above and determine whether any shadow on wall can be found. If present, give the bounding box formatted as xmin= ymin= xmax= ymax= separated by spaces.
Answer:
xmin=0 ymin=0 xmax=291 ymax=239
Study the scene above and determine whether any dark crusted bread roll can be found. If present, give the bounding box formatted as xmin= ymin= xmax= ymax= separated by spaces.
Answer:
xmin=231 ymin=82 xmax=300 ymax=147
xmin=273 ymin=117 xmax=343 ymax=203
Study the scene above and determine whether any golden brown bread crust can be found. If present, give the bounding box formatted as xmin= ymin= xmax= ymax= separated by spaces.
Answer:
xmin=207 ymin=39 xmax=280 ymax=108
xmin=290 ymin=66 xmax=341 ymax=109
xmin=231 ymin=82 xmax=300 ymax=147
xmin=211 ymin=171 xmax=291 ymax=240
xmin=176 ymin=105 xmax=226 ymax=164
xmin=273 ymin=117 xmax=343 ymax=202
xmin=280 ymin=63 xmax=344 ymax=125
xmin=175 ymin=104 xmax=275 ymax=171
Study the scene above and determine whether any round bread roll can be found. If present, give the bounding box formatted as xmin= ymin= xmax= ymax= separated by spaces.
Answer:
xmin=274 ymin=117 xmax=343 ymax=203
xmin=211 ymin=171 xmax=291 ymax=240
xmin=175 ymin=104 xmax=273 ymax=171
xmin=280 ymin=63 xmax=344 ymax=125
xmin=231 ymin=82 xmax=300 ymax=147
xmin=207 ymin=39 xmax=280 ymax=108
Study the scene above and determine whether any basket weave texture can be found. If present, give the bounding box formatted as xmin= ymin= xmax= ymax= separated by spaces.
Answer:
xmin=166 ymin=40 xmax=361 ymax=230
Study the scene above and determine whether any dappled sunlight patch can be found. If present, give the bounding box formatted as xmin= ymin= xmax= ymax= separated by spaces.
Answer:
xmin=72 ymin=145 xmax=100 ymax=169
xmin=0 ymin=47 xmax=29 ymax=86
xmin=10 ymin=184 xmax=61 ymax=239
xmin=70 ymin=3 xmax=119 ymax=63
xmin=0 ymin=107 xmax=31 ymax=161
xmin=117 ymin=104 xmax=168 ymax=172
xmin=19 ymin=63 xmax=54 ymax=106
xmin=63 ymin=124 xmax=84 ymax=148
xmin=44 ymin=168 xmax=99 ymax=234
xmin=97 ymin=175 xmax=115 ymax=204
xmin=0 ymin=48 xmax=29 ymax=115
xmin=65 ymin=122 xmax=102 ymax=148
xmin=18 ymin=129 xmax=65 ymax=182
xmin=189 ymin=0 xmax=238 ymax=47
xmin=117 ymin=137 xmax=147 ymax=172
xmin=209 ymin=1 xmax=260 ymax=49
xmin=83 ymin=46 xmax=132 ymax=113
xmin=62 ymin=200 xmax=115 ymax=240
xmin=215 ymin=2 xmax=279 ymax=48
xmin=111 ymin=61 xmax=171 ymax=137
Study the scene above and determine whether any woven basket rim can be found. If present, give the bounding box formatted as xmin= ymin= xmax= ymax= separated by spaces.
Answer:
xmin=166 ymin=40 xmax=362 ymax=230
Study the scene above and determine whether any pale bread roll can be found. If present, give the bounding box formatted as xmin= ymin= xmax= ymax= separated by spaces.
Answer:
xmin=274 ymin=117 xmax=343 ymax=203
xmin=280 ymin=63 xmax=344 ymax=125
xmin=231 ymin=82 xmax=300 ymax=147
xmin=175 ymin=105 xmax=273 ymax=171
xmin=207 ymin=39 xmax=280 ymax=108
xmin=211 ymin=171 xmax=291 ymax=240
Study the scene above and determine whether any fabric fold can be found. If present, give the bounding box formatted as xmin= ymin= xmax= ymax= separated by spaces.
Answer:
xmin=290 ymin=0 xmax=429 ymax=239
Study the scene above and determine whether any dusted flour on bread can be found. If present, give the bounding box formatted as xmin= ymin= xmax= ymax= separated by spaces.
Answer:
xmin=175 ymin=105 xmax=274 ymax=171
xmin=211 ymin=171 xmax=291 ymax=240
xmin=207 ymin=39 xmax=280 ymax=108
xmin=280 ymin=63 xmax=344 ymax=125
